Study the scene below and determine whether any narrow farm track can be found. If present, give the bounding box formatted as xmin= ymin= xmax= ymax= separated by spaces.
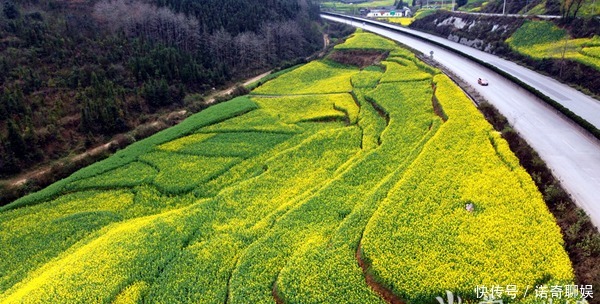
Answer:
xmin=0 ymin=31 xmax=576 ymax=304
xmin=205 ymin=71 xmax=273 ymax=105
xmin=1 ymin=70 xmax=272 ymax=199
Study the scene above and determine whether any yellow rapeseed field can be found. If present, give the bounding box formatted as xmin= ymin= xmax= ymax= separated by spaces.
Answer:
xmin=0 ymin=30 xmax=574 ymax=304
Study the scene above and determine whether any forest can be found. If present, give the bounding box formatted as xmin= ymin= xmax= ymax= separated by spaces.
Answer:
xmin=0 ymin=0 xmax=322 ymax=178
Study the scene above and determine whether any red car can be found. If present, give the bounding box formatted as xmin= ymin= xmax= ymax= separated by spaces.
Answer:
xmin=478 ymin=78 xmax=489 ymax=86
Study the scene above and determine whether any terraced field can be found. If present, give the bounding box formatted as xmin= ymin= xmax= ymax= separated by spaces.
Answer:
xmin=507 ymin=20 xmax=600 ymax=70
xmin=0 ymin=30 xmax=574 ymax=303
xmin=378 ymin=17 xmax=415 ymax=27
xmin=320 ymin=0 xmax=396 ymax=13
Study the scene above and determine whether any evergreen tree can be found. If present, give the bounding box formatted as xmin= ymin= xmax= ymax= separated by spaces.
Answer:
xmin=6 ymin=119 xmax=26 ymax=157
xmin=0 ymin=0 xmax=323 ymax=176
xmin=3 ymin=0 xmax=19 ymax=19
xmin=23 ymin=117 xmax=42 ymax=161
xmin=80 ymin=73 xmax=126 ymax=134
xmin=0 ymin=136 xmax=20 ymax=175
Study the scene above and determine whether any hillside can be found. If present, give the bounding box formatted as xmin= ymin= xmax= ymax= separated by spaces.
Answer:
xmin=475 ymin=0 xmax=599 ymax=16
xmin=0 ymin=30 xmax=574 ymax=303
xmin=0 ymin=0 xmax=321 ymax=180
xmin=409 ymin=11 xmax=600 ymax=95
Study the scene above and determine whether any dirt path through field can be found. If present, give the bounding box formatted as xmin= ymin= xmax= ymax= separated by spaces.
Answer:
xmin=1 ymin=71 xmax=272 ymax=199
xmin=204 ymin=71 xmax=272 ymax=105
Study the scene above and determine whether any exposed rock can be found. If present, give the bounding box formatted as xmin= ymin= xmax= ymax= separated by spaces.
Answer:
xmin=410 ymin=11 xmax=524 ymax=54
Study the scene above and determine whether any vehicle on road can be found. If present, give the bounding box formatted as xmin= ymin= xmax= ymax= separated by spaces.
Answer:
xmin=478 ymin=78 xmax=489 ymax=86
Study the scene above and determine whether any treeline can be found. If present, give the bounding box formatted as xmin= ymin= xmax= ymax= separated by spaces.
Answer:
xmin=480 ymin=0 xmax=589 ymax=18
xmin=0 ymin=0 xmax=322 ymax=176
xmin=94 ymin=0 xmax=322 ymax=82
xmin=151 ymin=0 xmax=321 ymax=35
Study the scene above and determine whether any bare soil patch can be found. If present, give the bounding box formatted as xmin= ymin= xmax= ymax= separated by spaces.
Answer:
xmin=356 ymin=244 xmax=405 ymax=304
xmin=272 ymin=281 xmax=285 ymax=304
xmin=329 ymin=50 xmax=388 ymax=68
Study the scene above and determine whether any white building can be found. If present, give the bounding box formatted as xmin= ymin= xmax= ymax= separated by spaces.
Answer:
xmin=367 ymin=7 xmax=412 ymax=17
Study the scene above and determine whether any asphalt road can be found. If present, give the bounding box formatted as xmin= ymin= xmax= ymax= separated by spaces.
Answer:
xmin=323 ymin=14 xmax=600 ymax=229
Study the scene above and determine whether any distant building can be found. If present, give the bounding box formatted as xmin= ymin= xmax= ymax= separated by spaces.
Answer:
xmin=367 ymin=6 xmax=412 ymax=17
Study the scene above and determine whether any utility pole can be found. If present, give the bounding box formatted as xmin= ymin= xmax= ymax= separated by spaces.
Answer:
xmin=503 ymin=0 xmax=507 ymax=14
xmin=559 ymin=35 xmax=569 ymax=79
xmin=452 ymin=0 xmax=455 ymax=10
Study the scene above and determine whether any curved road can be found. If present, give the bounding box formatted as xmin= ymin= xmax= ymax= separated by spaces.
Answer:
xmin=323 ymin=14 xmax=600 ymax=229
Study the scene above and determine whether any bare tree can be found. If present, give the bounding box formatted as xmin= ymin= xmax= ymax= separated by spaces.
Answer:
xmin=561 ymin=0 xmax=585 ymax=21
xmin=210 ymin=28 xmax=234 ymax=65
xmin=93 ymin=0 xmax=200 ymax=52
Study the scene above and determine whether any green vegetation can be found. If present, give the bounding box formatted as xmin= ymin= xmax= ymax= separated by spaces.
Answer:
xmin=507 ymin=20 xmax=568 ymax=48
xmin=0 ymin=0 xmax=322 ymax=178
xmin=361 ymin=75 xmax=572 ymax=303
xmin=335 ymin=30 xmax=399 ymax=50
xmin=414 ymin=8 xmax=441 ymax=18
xmin=380 ymin=17 xmax=415 ymax=26
xmin=577 ymin=0 xmax=600 ymax=17
xmin=582 ymin=45 xmax=600 ymax=58
xmin=507 ymin=20 xmax=600 ymax=70
xmin=244 ymin=65 xmax=304 ymax=91
xmin=380 ymin=61 xmax=433 ymax=82
xmin=140 ymin=152 xmax=241 ymax=194
xmin=408 ymin=11 xmax=600 ymax=99
xmin=253 ymin=94 xmax=359 ymax=124
xmin=251 ymin=61 xmax=358 ymax=95
xmin=351 ymin=66 xmax=385 ymax=88
xmin=67 ymin=162 xmax=158 ymax=190
xmin=160 ymin=132 xmax=293 ymax=157
xmin=320 ymin=0 xmax=397 ymax=13
xmin=0 ymin=30 xmax=574 ymax=303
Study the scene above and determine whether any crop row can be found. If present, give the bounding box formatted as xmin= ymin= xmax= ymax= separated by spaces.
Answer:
xmin=217 ymin=30 xmax=442 ymax=303
xmin=199 ymin=109 xmax=303 ymax=134
xmin=334 ymin=29 xmax=399 ymax=51
xmin=351 ymin=65 xmax=384 ymax=89
xmin=0 ymin=31 xmax=374 ymax=302
xmin=388 ymin=48 xmax=442 ymax=75
xmin=160 ymin=131 xmax=292 ymax=158
xmin=361 ymin=74 xmax=573 ymax=303
xmin=139 ymin=152 xmax=241 ymax=194
xmin=0 ymin=30 xmax=575 ymax=304
xmin=380 ymin=61 xmax=433 ymax=83
xmin=0 ymin=120 xmax=362 ymax=304
xmin=66 ymin=162 xmax=158 ymax=191
xmin=506 ymin=20 xmax=567 ymax=48
xmin=134 ymin=127 xmax=364 ymax=304
xmin=379 ymin=17 xmax=414 ymax=27
xmin=253 ymin=93 xmax=359 ymax=124
xmin=581 ymin=46 xmax=600 ymax=59
xmin=250 ymin=60 xmax=358 ymax=95
xmin=0 ymin=96 xmax=259 ymax=212
xmin=273 ymin=79 xmax=442 ymax=304
xmin=507 ymin=20 xmax=600 ymax=70
xmin=0 ymin=185 xmax=200 ymax=298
